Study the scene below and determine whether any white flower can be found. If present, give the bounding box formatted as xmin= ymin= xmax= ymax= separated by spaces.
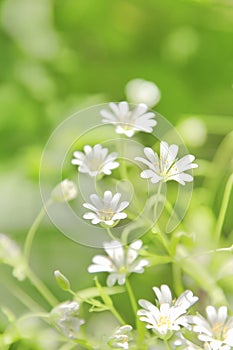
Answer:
xmin=108 ymin=325 xmax=133 ymax=349
xmin=192 ymin=305 xmax=233 ymax=350
xmin=51 ymin=179 xmax=77 ymax=202
xmin=137 ymin=285 xmax=198 ymax=339
xmin=125 ymin=78 xmax=161 ymax=108
xmin=100 ymin=101 xmax=157 ymax=137
xmin=71 ymin=144 xmax=119 ymax=177
xmin=0 ymin=233 xmax=26 ymax=281
xmin=135 ymin=141 xmax=198 ymax=185
xmin=88 ymin=240 xmax=149 ymax=287
xmin=50 ymin=301 xmax=85 ymax=339
xmin=83 ymin=191 xmax=129 ymax=226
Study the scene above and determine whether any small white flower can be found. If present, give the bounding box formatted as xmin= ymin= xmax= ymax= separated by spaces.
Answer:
xmin=137 ymin=285 xmax=198 ymax=339
xmin=83 ymin=191 xmax=129 ymax=226
xmin=71 ymin=144 xmax=119 ymax=177
xmin=0 ymin=233 xmax=26 ymax=281
xmin=88 ymin=240 xmax=149 ymax=287
xmin=51 ymin=179 xmax=77 ymax=202
xmin=125 ymin=78 xmax=161 ymax=108
xmin=50 ymin=301 xmax=85 ymax=339
xmin=192 ymin=305 xmax=233 ymax=350
xmin=108 ymin=325 xmax=133 ymax=349
xmin=100 ymin=101 xmax=157 ymax=137
xmin=135 ymin=141 xmax=198 ymax=185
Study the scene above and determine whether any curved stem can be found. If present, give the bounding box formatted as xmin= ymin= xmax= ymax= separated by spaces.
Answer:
xmin=165 ymin=339 xmax=172 ymax=350
xmin=214 ymin=173 xmax=233 ymax=244
xmin=26 ymin=268 xmax=58 ymax=307
xmin=23 ymin=199 xmax=52 ymax=264
xmin=106 ymin=227 xmax=116 ymax=240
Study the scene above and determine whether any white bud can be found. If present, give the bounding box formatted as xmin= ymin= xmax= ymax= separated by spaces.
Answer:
xmin=125 ymin=78 xmax=161 ymax=108
xmin=51 ymin=179 xmax=77 ymax=202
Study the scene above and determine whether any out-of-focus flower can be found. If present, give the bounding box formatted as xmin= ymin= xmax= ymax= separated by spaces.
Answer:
xmin=125 ymin=79 xmax=161 ymax=108
xmin=72 ymin=144 xmax=119 ymax=177
xmin=108 ymin=325 xmax=133 ymax=349
xmin=51 ymin=179 xmax=77 ymax=202
xmin=88 ymin=240 xmax=149 ymax=287
xmin=0 ymin=233 xmax=26 ymax=281
xmin=83 ymin=191 xmax=129 ymax=226
xmin=178 ymin=117 xmax=207 ymax=147
xmin=50 ymin=301 xmax=84 ymax=339
xmin=137 ymin=285 xmax=198 ymax=339
xmin=192 ymin=305 xmax=233 ymax=350
xmin=100 ymin=101 xmax=157 ymax=137
xmin=135 ymin=141 xmax=198 ymax=185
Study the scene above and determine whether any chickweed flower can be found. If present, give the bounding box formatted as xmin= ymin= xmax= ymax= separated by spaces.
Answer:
xmin=0 ymin=233 xmax=26 ymax=281
xmin=137 ymin=285 xmax=198 ymax=339
xmin=100 ymin=101 xmax=157 ymax=137
xmin=50 ymin=301 xmax=85 ymax=339
xmin=135 ymin=141 xmax=198 ymax=185
xmin=192 ymin=305 xmax=233 ymax=350
xmin=71 ymin=144 xmax=119 ymax=177
xmin=83 ymin=190 xmax=129 ymax=226
xmin=108 ymin=325 xmax=133 ymax=349
xmin=88 ymin=240 xmax=149 ymax=287
xmin=51 ymin=179 xmax=77 ymax=202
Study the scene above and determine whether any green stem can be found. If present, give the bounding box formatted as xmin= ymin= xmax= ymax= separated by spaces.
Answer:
xmin=126 ymin=279 xmax=146 ymax=349
xmin=23 ymin=199 xmax=52 ymax=263
xmin=2 ymin=277 xmax=45 ymax=312
xmin=153 ymin=182 xmax=163 ymax=223
xmin=165 ymin=339 xmax=172 ymax=350
xmin=214 ymin=173 xmax=233 ymax=244
xmin=26 ymin=268 xmax=58 ymax=307
xmin=106 ymin=227 xmax=116 ymax=240
xmin=74 ymin=338 xmax=94 ymax=350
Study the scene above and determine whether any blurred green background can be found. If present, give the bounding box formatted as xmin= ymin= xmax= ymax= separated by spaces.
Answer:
xmin=0 ymin=0 xmax=233 ymax=329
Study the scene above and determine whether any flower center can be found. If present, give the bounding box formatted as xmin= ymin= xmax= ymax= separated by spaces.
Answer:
xmin=157 ymin=315 xmax=171 ymax=330
xmin=99 ymin=208 xmax=114 ymax=221
xmin=212 ymin=322 xmax=228 ymax=340
xmin=88 ymin=157 xmax=102 ymax=171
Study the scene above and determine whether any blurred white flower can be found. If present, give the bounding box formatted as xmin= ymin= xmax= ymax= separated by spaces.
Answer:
xmin=192 ymin=305 xmax=233 ymax=350
xmin=88 ymin=240 xmax=149 ymax=287
xmin=0 ymin=233 xmax=26 ymax=281
xmin=135 ymin=141 xmax=198 ymax=185
xmin=50 ymin=301 xmax=84 ymax=339
xmin=108 ymin=325 xmax=133 ymax=349
xmin=51 ymin=179 xmax=77 ymax=202
xmin=125 ymin=79 xmax=161 ymax=108
xmin=83 ymin=191 xmax=129 ymax=226
xmin=100 ymin=101 xmax=157 ymax=137
xmin=72 ymin=144 xmax=119 ymax=177
xmin=178 ymin=117 xmax=207 ymax=147
xmin=137 ymin=285 xmax=198 ymax=338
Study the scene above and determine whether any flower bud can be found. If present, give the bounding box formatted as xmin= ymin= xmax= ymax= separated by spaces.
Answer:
xmin=51 ymin=179 xmax=77 ymax=202
xmin=54 ymin=270 xmax=70 ymax=291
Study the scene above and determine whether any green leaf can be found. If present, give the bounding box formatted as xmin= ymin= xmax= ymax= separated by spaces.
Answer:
xmin=94 ymin=276 xmax=113 ymax=308
xmin=75 ymin=285 xmax=125 ymax=302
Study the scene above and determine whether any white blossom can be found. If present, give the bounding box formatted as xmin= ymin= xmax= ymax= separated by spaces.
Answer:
xmin=135 ymin=141 xmax=198 ymax=185
xmin=125 ymin=78 xmax=161 ymax=108
xmin=192 ymin=305 xmax=233 ymax=350
xmin=50 ymin=301 xmax=84 ymax=339
xmin=83 ymin=191 xmax=129 ymax=226
xmin=108 ymin=325 xmax=133 ymax=349
xmin=100 ymin=101 xmax=157 ymax=137
xmin=0 ymin=233 xmax=26 ymax=281
xmin=137 ymin=285 xmax=198 ymax=339
xmin=51 ymin=179 xmax=77 ymax=202
xmin=88 ymin=240 xmax=149 ymax=287
xmin=72 ymin=144 xmax=119 ymax=177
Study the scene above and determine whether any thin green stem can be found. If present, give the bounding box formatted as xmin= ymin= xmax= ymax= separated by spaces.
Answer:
xmin=214 ymin=173 xmax=233 ymax=243
xmin=153 ymin=182 xmax=163 ymax=223
xmin=26 ymin=268 xmax=58 ymax=307
xmin=23 ymin=199 xmax=52 ymax=264
xmin=106 ymin=227 xmax=116 ymax=240
xmin=165 ymin=339 xmax=172 ymax=350
xmin=1 ymin=277 xmax=45 ymax=312
xmin=74 ymin=338 xmax=94 ymax=350
xmin=109 ymin=303 xmax=126 ymax=325
xmin=126 ymin=279 xmax=146 ymax=349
